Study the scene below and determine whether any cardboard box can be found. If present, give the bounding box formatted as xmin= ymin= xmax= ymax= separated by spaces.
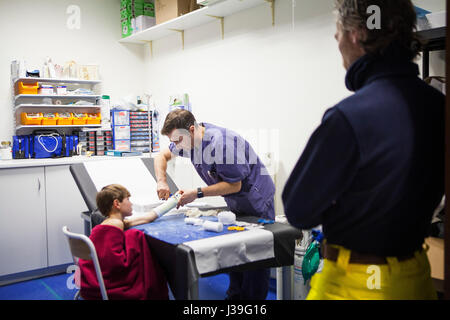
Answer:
xmin=425 ymin=237 xmax=444 ymax=280
xmin=155 ymin=0 xmax=191 ymax=24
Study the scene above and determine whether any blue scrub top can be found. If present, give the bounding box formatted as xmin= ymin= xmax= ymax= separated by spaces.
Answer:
xmin=169 ymin=122 xmax=275 ymax=219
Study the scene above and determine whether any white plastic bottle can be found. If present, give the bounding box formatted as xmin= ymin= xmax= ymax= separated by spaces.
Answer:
xmin=101 ymin=95 xmax=111 ymax=129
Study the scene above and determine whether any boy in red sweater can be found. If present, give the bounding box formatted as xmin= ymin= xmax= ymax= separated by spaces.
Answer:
xmin=78 ymin=184 xmax=168 ymax=300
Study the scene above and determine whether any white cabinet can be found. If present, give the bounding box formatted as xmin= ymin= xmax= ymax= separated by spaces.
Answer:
xmin=45 ymin=165 xmax=87 ymax=266
xmin=0 ymin=167 xmax=47 ymax=276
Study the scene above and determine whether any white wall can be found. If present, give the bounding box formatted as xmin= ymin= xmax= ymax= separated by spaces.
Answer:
xmin=142 ymin=0 xmax=447 ymax=214
xmin=0 ymin=0 xmax=146 ymax=141
xmin=142 ymin=0 xmax=351 ymax=213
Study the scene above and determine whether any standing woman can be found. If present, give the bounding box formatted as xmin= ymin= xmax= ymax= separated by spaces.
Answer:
xmin=282 ymin=0 xmax=444 ymax=300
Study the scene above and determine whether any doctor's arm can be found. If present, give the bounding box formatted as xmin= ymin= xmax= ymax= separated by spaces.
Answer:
xmin=154 ymin=147 xmax=174 ymax=200
xmin=177 ymin=181 xmax=241 ymax=208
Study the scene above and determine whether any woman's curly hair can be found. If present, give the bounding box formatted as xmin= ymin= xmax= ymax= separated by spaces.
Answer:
xmin=335 ymin=0 xmax=421 ymax=60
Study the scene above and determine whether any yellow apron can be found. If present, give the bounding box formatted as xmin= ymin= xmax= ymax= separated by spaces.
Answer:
xmin=307 ymin=243 xmax=437 ymax=300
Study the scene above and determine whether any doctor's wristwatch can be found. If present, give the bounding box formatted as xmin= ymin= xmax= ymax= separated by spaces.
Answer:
xmin=197 ymin=187 xmax=204 ymax=198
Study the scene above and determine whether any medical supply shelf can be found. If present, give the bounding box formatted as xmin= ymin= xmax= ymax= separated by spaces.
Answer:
xmin=16 ymin=124 xmax=102 ymax=130
xmin=13 ymin=76 xmax=102 ymax=134
xmin=119 ymin=0 xmax=275 ymax=50
xmin=13 ymin=77 xmax=101 ymax=85
xmin=14 ymin=104 xmax=100 ymax=112
xmin=416 ymin=26 xmax=446 ymax=79
xmin=15 ymin=94 xmax=101 ymax=100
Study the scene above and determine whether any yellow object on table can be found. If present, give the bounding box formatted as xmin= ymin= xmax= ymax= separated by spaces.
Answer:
xmin=227 ymin=226 xmax=245 ymax=231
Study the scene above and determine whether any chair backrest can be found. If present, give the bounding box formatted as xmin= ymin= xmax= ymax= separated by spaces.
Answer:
xmin=62 ymin=226 xmax=108 ymax=300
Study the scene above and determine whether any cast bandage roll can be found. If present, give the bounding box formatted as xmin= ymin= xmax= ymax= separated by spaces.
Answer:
xmin=153 ymin=192 xmax=182 ymax=218
xmin=185 ymin=217 xmax=203 ymax=225
xmin=202 ymin=221 xmax=223 ymax=233
xmin=218 ymin=211 xmax=236 ymax=225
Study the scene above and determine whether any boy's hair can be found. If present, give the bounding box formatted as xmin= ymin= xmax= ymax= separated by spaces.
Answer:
xmin=96 ymin=184 xmax=131 ymax=217
xmin=161 ymin=109 xmax=198 ymax=136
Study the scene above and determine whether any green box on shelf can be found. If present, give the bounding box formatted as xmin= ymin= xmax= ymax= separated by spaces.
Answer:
xmin=143 ymin=3 xmax=155 ymax=16
xmin=132 ymin=0 xmax=152 ymax=4
xmin=120 ymin=10 xmax=132 ymax=19
xmin=121 ymin=19 xmax=132 ymax=38
xmin=133 ymin=9 xmax=145 ymax=16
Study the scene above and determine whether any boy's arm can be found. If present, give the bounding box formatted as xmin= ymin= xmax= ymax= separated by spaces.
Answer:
xmin=124 ymin=211 xmax=158 ymax=229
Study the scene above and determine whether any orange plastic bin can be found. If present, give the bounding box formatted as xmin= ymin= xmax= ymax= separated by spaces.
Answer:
xmin=16 ymin=81 xmax=39 ymax=95
xmin=72 ymin=113 xmax=88 ymax=125
xmin=42 ymin=113 xmax=58 ymax=125
xmin=21 ymin=112 xmax=43 ymax=125
xmin=86 ymin=112 xmax=101 ymax=124
xmin=57 ymin=112 xmax=73 ymax=125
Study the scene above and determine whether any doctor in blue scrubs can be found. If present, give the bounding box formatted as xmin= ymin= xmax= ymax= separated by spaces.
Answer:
xmin=154 ymin=109 xmax=275 ymax=300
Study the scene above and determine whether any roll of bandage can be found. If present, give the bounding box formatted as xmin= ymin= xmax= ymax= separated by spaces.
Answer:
xmin=202 ymin=221 xmax=223 ymax=233
xmin=185 ymin=217 xmax=203 ymax=225
xmin=218 ymin=211 xmax=236 ymax=225
xmin=154 ymin=193 xmax=182 ymax=218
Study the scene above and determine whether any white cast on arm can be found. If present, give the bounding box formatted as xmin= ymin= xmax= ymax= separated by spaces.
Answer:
xmin=153 ymin=192 xmax=182 ymax=218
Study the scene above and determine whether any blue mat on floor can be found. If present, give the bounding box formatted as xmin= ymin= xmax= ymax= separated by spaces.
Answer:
xmin=0 ymin=272 xmax=276 ymax=300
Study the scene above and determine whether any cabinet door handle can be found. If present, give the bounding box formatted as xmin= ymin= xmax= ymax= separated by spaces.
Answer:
xmin=38 ymin=178 xmax=41 ymax=191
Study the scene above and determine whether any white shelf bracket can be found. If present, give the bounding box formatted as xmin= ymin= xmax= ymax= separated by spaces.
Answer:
xmin=141 ymin=40 xmax=153 ymax=58
xmin=169 ymin=29 xmax=185 ymax=50
xmin=206 ymin=15 xmax=225 ymax=40
xmin=265 ymin=0 xmax=275 ymax=26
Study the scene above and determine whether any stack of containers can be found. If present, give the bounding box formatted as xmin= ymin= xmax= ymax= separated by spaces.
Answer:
xmin=130 ymin=111 xmax=151 ymax=153
xmin=112 ymin=110 xmax=131 ymax=151
xmin=95 ymin=129 xmax=113 ymax=156
xmin=77 ymin=131 xmax=87 ymax=152
xmin=104 ymin=130 xmax=114 ymax=153
xmin=121 ymin=0 xmax=155 ymax=38
xmin=76 ymin=130 xmax=96 ymax=154
xmin=87 ymin=131 xmax=96 ymax=154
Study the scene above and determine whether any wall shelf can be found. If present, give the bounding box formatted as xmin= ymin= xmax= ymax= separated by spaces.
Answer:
xmin=119 ymin=0 xmax=274 ymax=47
xmin=416 ymin=26 xmax=446 ymax=79
xmin=13 ymin=77 xmax=101 ymax=85
xmin=15 ymin=94 xmax=101 ymax=100
xmin=15 ymin=104 xmax=99 ymax=110
xmin=16 ymin=124 xmax=102 ymax=130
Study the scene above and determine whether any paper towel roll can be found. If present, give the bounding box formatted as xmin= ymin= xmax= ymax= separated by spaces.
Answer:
xmin=202 ymin=220 xmax=223 ymax=233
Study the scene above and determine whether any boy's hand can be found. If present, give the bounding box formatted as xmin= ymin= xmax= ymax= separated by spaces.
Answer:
xmin=177 ymin=189 xmax=197 ymax=209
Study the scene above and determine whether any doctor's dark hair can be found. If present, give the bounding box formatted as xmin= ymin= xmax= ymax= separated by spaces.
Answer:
xmin=96 ymin=184 xmax=131 ymax=217
xmin=335 ymin=0 xmax=421 ymax=60
xmin=161 ymin=109 xmax=198 ymax=136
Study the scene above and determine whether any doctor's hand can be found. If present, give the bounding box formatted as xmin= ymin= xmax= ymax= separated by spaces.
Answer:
xmin=177 ymin=189 xmax=197 ymax=209
xmin=157 ymin=180 xmax=170 ymax=200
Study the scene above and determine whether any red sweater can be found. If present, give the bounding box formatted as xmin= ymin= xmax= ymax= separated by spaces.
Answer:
xmin=79 ymin=225 xmax=168 ymax=300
